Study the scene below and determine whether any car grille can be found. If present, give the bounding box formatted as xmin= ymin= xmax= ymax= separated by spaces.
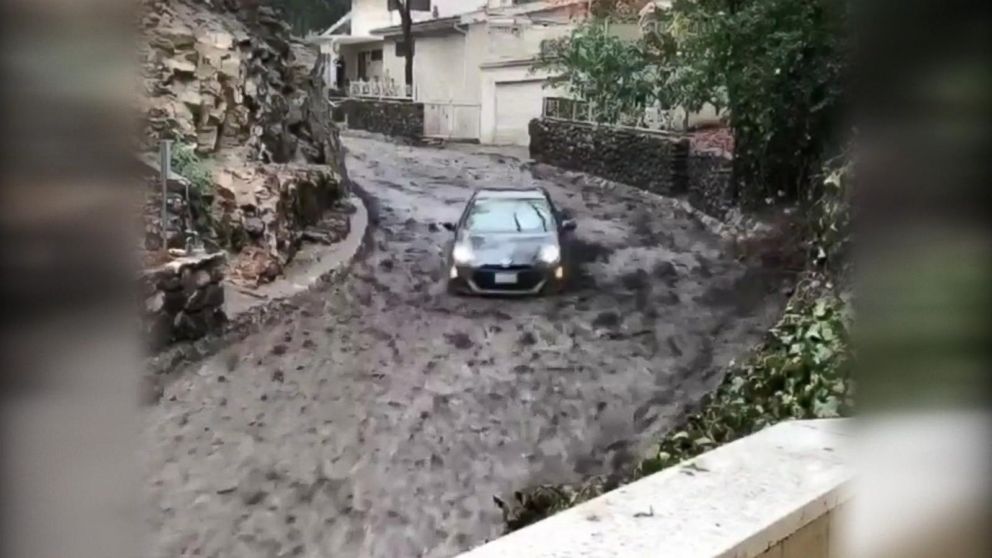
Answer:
xmin=472 ymin=267 xmax=544 ymax=291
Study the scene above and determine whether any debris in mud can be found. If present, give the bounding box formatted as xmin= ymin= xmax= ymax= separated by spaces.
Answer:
xmin=592 ymin=311 xmax=621 ymax=329
xmin=243 ymin=491 xmax=267 ymax=506
xmin=518 ymin=331 xmax=537 ymax=346
xmin=272 ymin=370 xmax=284 ymax=383
xmin=620 ymin=269 xmax=651 ymax=291
xmin=445 ymin=333 xmax=474 ymax=350
xmin=272 ymin=344 xmax=288 ymax=356
xmin=652 ymin=261 xmax=678 ymax=280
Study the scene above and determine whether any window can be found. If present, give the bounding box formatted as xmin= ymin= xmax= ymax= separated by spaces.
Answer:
xmin=465 ymin=199 xmax=554 ymax=234
xmin=370 ymin=49 xmax=383 ymax=62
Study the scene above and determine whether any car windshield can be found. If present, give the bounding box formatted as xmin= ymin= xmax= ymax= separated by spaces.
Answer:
xmin=464 ymin=198 xmax=554 ymax=233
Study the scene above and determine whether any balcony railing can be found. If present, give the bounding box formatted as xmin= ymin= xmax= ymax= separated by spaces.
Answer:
xmin=348 ymin=79 xmax=413 ymax=100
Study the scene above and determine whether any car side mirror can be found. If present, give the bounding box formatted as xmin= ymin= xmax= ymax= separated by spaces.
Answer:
xmin=562 ymin=220 xmax=577 ymax=232
xmin=442 ymin=222 xmax=456 ymax=232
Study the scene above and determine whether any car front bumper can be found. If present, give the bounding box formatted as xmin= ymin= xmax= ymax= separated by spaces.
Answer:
xmin=449 ymin=263 xmax=564 ymax=295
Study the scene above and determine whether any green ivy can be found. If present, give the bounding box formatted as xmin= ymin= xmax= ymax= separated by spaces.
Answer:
xmin=809 ymin=153 xmax=852 ymax=275
xmin=502 ymin=275 xmax=853 ymax=532
xmin=170 ymin=143 xmax=217 ymax=244
xmin=637 ymin=277 xmax=853 ymax=476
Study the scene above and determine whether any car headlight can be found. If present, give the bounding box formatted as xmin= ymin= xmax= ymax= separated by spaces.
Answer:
xmin=538 ymin=244 xmax=561 ymax=264
xmin=452 ymin=243 xmax=474 ymax=264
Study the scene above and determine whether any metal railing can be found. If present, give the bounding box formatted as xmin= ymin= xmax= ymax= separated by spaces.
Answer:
xmin=541 ymin=97 xmax=686 ymax=131
xmin=348 ymin=79 xmax=413 ymax=100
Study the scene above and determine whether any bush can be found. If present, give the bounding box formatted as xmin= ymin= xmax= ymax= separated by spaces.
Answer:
xmin=170 ymin=143 xmax=213 ymax=195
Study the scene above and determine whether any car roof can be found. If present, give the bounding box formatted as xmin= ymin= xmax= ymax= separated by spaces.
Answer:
xmin=472 ymin=188 xmax=548 ymax=201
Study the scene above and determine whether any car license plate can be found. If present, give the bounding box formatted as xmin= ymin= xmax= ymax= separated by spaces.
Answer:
xmin=493 ymin=272 xmax=517 ymax=285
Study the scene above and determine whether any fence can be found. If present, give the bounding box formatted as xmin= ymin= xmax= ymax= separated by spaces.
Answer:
xmin=348 ymin=79 xmax=413 ymax=100
xmin=423 ymin=102 xmax=481 ymax=141
xmin=541 ymin=96 xmax=688 ymax=132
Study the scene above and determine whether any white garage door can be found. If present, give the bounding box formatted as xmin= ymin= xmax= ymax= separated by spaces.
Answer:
xmin=494 ymin=80 xmax=545 ymax=146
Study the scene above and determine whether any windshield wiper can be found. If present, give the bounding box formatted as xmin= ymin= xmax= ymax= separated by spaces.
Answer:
xmin=527 ymin=202 xmax=549 ymax=232
xmin=512 ymin=212 xmax=522 ymax=232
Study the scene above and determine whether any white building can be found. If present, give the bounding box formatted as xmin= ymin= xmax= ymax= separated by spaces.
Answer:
xmin=314 ymin=1 xmax=590 ymax=146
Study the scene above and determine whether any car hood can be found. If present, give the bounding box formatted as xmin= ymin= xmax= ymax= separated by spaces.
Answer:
xmin=462 ymin=232 xmax=557 ymax=266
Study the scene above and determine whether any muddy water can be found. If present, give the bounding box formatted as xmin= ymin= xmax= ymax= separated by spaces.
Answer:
xmin=144 ymin=136 xmax=788 ymax=558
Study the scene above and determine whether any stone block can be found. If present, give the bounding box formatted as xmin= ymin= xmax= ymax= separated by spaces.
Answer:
xmin=529 ymin=118 xmax=688 ymax=197
xmin=185 ymin=284 xmax=224 ymax=312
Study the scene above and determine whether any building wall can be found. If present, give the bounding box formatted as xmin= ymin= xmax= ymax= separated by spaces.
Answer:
xmin=479 ymin=63 xmax=563 ymax=145
xmin=351 ymin=0 xmax=396 ymax=36
xmin=473 ymin=3 xmax=584 ymax=144
xmin=381 ymin=38 xmax=406 ymax=85
xmin=412 ymin=33 xmax=469 ymax=102
xmin=484 ymin=20 xmax=571 ymax=62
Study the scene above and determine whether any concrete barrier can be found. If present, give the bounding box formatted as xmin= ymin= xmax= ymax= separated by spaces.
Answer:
xmin=458 ymin=419 xmax=851 ymax=558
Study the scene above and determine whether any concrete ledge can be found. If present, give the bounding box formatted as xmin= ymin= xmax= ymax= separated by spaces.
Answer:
xmin=145 ymin=192 xmax=369 ymax=377
xmin=458 ymin=420 xmax=851 ymax=558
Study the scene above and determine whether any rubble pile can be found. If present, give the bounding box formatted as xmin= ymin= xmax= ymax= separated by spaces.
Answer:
xmin=141 ymin=252 xmax=227 ymax=349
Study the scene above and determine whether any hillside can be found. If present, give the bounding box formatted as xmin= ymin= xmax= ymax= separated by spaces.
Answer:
xmin=139 ymin=0 xmax=349 ymax=284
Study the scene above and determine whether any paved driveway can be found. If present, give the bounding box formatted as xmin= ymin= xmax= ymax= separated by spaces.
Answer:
xmin=144 ymin=135 xmax=787 ymax=558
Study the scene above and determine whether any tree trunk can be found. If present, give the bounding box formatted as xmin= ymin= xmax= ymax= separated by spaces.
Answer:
xmin=399 ymin=4 xmax=414 ymax=87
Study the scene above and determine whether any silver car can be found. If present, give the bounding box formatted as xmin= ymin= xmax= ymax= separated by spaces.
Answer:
xmin=442 ymin=188 xmax=577 ymax=295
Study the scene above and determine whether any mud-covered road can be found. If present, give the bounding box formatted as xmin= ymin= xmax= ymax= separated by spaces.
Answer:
xmin=145 ymin=135 xmax=788 ymax=558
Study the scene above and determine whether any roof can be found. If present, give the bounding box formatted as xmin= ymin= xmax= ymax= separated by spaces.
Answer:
xmin=319 ymin=10 xmax=352 ymax=37
xmin=474 ymin=188 xmax=548 ymax=200
xmin=370 ymin=15 xmax=463 ymax=38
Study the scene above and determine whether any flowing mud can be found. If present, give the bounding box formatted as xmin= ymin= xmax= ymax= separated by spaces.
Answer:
xmin=144 ymin=136 xmax=789 ymax=557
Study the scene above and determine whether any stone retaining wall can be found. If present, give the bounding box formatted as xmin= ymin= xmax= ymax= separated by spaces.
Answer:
xmin=687 ymin=150 xmax=736 ymax=219
xmin=529 ymin=118 xmax=739 ymax=219
xmin=336 ymin=98 xmax=424 ymax=140
xmin=142 ymin=252 xmax=227 ymax=350
xmin=529 ymin=118 xmax=688 ymax=197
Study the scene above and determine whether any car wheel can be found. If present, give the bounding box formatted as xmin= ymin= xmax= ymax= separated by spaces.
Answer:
xmin=543 ymin=279 xmax=564 ymax=296
xmin=446 ymin=280 xmax=462 ymax=296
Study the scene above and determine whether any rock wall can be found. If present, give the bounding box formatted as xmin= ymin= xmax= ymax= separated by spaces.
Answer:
xmin=142 ymin=252 xmax=227 ymax=349
xmin=687 ymin=151 xmax=736 ymax=219
xmin=529 ymin=118 xmax=689 ymax=197
xmin=140 ymin=0 xmax=343 ymax=166
xmin=140 ymin=0 xmax=351 ymax=286
xmin=339 ymin=99 xmax=425 ymax=140
xmin=530 ymin=118 xmax=740 ymax=219
xmin=213 ymin=164 xmax=346 ymax=283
